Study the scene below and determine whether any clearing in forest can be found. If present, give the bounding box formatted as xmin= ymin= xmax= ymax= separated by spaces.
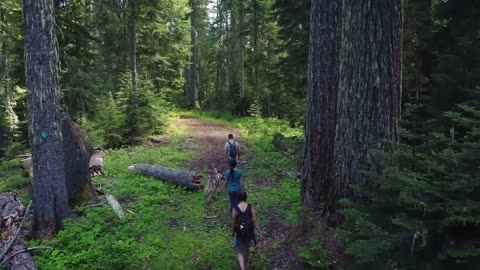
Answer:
xmin=32 ymin=113 xmax=303 ymax=270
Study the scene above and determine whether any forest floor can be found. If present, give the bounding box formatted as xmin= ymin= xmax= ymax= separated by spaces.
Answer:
xmin=177 ymin=115 xmax=307 ymax=269
xmin=3 ymin=112 xmax=307 ymax=270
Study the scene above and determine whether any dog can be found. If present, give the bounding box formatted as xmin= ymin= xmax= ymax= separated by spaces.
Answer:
xmin=204 ymin=167 xmax=226 ymax=201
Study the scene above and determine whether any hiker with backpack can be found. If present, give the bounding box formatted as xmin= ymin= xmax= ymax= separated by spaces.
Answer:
xmin=225 ymin=134 xmax=240 ymax=162
xmin=225 ymin=159 xmax=243 ymax=213
xmin=232 ymin=191 xmax=262 ymax=270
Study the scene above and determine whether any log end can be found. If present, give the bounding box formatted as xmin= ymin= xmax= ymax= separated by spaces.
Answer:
xmin=128 ymin=165 xmax=136 ymax=171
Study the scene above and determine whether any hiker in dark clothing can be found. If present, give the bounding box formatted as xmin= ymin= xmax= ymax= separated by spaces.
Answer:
xmin=225 ymin=134 xmax=240 ymax=162
xmin=232 ymin=191 xmax=262 ymax=270
xmin=225 ymin=159 xmax=243 ymax=213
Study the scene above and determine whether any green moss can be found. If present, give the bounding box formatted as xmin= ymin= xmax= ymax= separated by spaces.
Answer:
xmin=29 ymin=112 xmax=303 ymax=269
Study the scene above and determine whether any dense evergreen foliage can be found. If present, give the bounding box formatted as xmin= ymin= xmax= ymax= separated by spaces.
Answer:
xmin=338 ymin=97 xmax=480 ymax=269
xmin=0 ymin=0 xmax=479 ymax=268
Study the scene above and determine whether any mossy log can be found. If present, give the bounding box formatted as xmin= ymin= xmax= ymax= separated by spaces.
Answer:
xmin=0 ymin=193 xmax=37 ymax=270
xmin=89 ymin=149 xmax=104 ymax=177
xmin=128 ymin=164 xmax=202 ymax=191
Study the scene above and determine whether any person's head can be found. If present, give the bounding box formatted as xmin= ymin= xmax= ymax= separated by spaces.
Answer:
xmin=236 ymin=191 xmax=247 ymax=202
xmin=228 ymin=134 xmax=234 ymax=140
xmin=229 ymin=159 xmax=237 ymax=175
xmin=229 ymin=159 xmax=237 ymax=169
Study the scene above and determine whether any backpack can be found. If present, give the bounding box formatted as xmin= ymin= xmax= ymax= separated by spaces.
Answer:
xmin=235 ymin=204 xmax=255 ymax=243
xmin=228 ymin=141 xmax=238 ymax=158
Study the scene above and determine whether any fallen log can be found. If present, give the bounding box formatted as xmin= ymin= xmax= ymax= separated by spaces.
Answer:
xmin=128 ymin=164 xmax=203 ymax=190
xmin=89 ymin=148 xmax=104 ymax=177
xmin=0 ymin=193 xmax=37 ymax=270
xmin=106 ymin=195 xmax=125 ymax=220
xmin=18 ymin=153 xmax=33 ymax=178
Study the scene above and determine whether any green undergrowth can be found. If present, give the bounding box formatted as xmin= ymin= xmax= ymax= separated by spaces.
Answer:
xmin=179 ymin=111 xmax=303 ymax=225
xmin=177 ymin=111 xmax=304 ymax=268
xmin=30 ymin=112 xmax=303 ymax=269
xmin=0 ymin=157 xmax=32 ymax=203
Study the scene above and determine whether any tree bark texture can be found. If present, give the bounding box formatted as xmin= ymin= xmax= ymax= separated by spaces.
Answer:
xmin=186 ymin=0 xmax=198 ymax=109
xmin=301 ymin=0 xmax=342 ymax=211
xmin=0 ymin=194 xmax=37 ymax=270
xmin=129 ymin=164 xmax=203 ymax=191
xmin=130 ymin=0 xmax=139 ymax=134
xmin=238 ymin=0 xmax=245 ymax=99
xmin=62 ymin=114 xmax=94 ymax=206
xmin=334 ymin=0 xmax=402 ymax=200
xmin=23 ymin=0 xmax=70 ymax=236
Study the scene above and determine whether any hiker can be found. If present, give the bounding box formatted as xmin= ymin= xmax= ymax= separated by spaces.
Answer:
xmin=225 ymin=134 xmax=240 ymax=162
xmin=232 ymin=191 xmax=262 ymax=270
xmin=225 ymin=159 xmax=243 ymax=213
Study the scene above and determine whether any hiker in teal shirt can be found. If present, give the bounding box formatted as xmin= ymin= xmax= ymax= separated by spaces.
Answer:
xmin=225 ymin=159 xmax=243 ymax=213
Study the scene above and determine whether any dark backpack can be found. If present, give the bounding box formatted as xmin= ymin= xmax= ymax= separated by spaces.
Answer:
xmin=235 ymin=204 xmax=255 ymax=243
xmin=228 ymin=141 xmax=238 ymax=158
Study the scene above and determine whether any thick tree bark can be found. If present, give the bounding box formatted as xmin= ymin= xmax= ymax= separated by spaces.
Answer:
xmin=62 ymin=114 xmax=94 ymax=206
xmin=18 ymin=115 xmax=94 ymax=206
xmin=23 ymin=0 xmax=70 ymax=236
xmin=129 ymin=164 xmax=203 ymax=191
xmin=0 ymin=194 xmax=37 ymax=270
xmin=301 ymin=0 xmax=342 ymax=211
xmin=334 ymin=0 xmax=402 ymax=200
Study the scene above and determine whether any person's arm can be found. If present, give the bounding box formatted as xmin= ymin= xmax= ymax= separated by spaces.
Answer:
xmin=251 ymin=207 xmax=262 ymax=239
xmin=236 ymin=142 xmax=240 ymax=160
xmin=231 ymin=208 xmax=238 ymax=236
xmin=239 ymin=171 xmax=244 ymax=190
xmin=240 ymin=176 xmax=244 ymax=191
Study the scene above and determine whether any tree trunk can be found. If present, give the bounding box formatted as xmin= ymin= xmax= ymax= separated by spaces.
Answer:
xmin=301 ymin=0 xmax=342 ymax=212
xmin=186 ymin=0 xmax=198 ymax=109
xmin=0 ymin=194 xmax=37 ymax=270
xmin=130 ymin=0 xmax=138 ymax=136
xmin=0 ymin=9 xmax=6 ymax=157
xmin=238 ymin=0 xmax=245 ymax=100
xmin=23 ymin=0 xmax=70 ymax=236
xmin=334 ymin=0 xmax=402 ymax=200
xmin=129 ymin=164 xmax=203 ymax=191
xmin=62 ymin=114 xmax=94 ymax=206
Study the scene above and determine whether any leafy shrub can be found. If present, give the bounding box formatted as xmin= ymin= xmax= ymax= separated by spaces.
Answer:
xmin=299 ymin=237 xmax=331 ymax=269
xmin=116 ymin=73 xmax=172 ymax=141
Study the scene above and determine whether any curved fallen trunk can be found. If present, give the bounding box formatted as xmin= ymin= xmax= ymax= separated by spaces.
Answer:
xmin=0 ymin=193 xmax=37 ymax=270
xmin=89 ymin=148 xmax=104 ymax=177
xmin=128 ymin=164 xmax=202 ymax=191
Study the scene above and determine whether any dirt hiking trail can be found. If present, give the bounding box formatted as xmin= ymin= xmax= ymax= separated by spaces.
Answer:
xmin=176 ymin=115 xmax=242 ymax=172
xmin=174 ymin=115 xmax=309 ymax=270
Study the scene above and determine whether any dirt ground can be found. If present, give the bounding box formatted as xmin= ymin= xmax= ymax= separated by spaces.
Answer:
xmin=176 ymin=115 xmax=241 ymax=173
xmin=174 ymin=115 xmax=311 ymax=270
